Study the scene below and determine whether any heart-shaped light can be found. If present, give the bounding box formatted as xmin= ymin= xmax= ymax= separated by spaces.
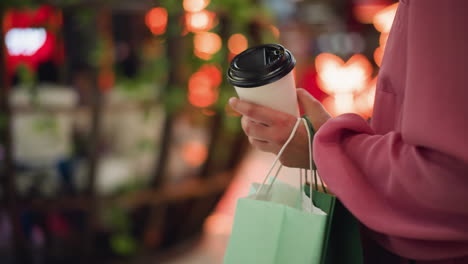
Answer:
xmin=315 ymin=53 xmax=372 ymax=95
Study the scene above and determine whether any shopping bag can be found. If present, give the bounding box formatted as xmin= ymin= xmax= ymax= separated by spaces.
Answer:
xmin=224 ymin=118 xmax=329 ymax=264
xmin=301 ymin=186 xmax=363 ymax=264
xmin=302 ymin=115 xmax=364 ymax=264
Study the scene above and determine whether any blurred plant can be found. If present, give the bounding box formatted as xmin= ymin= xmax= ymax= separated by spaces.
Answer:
xmin=103 ymin=207 xmax=138 ymax=257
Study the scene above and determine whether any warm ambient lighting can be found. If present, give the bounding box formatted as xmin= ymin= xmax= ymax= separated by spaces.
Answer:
xmin=373 ymin=3 xmax=398 ymax=33
xmin=355 ymin=77 xmax=377 ymax=119
xmin=181 ymin=140 xmax=208 ymax=167
xmin=228 ymin=34 xmax=248 ymax=55
xmin=372 ymin=3 xmax=398 ymax=67
xmin=269 ymin=25 xmax=280 ymax=39
xmin=188 ymin=64 xmax=221 ymax=108
xmin=315 ymin=53 xmax=373 ymax=116
xmin=183 ymin=0 xmax=210 ymax=13
xmin=185 ymin=10 xmax=216 ymax=33
xmin=353 ymin=2 xmax=388 ymax=24
xmin=315 ymin=53 xmax=372 ymax=95
xmin=145 ymin=7 xmax=168 ymax=35
xmin=194 ymin=32 xmax=222 ymax=60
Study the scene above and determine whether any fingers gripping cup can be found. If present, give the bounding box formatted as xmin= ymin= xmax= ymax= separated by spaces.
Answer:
xmin=227 ymin=44 xmax=299 ymax=117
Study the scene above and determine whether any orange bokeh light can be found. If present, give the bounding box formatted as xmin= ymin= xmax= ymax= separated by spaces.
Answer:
xmin=353 ymin=3 xmax=388 ymax=24
xmin=270 ymin=25 xmax=280 ymax=39
xmin=181 ymin=140 xmax=208 ymax=167
xmin=145 ymin=7 xmax=168 ymax=35
xmin=98 ymin=69 xmax=115 ymax=93
xmin=194 ymin=32 xmax=222 ymax=60
xmin=355 ymin=77 xmax=377 ymax=119
xmin=373 ymin=3 xmax=398 ymax=33
xmin=374 ymin=46 xmax=384 ymax=67
xmin=315 ymin=53 xmax=373 ymax=95
xmin=198 ymin=64 xmax=222 ymax=87
xmin=185 ymin=10 xmax=217 ymax=33
xmin=188 ymin=64 xmax=221 ymax=108
xmin=228 ymin=34 xmax=248 ymax=55
xmin=183 ymin=0 xmax=210 ymax=13
xmin=379 ymin=33 xmax=389 ymax=47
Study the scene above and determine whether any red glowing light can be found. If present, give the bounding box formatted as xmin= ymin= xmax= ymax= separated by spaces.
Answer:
xmin=98 ymin=69 xmax=115 ymax=92
xmin=188 ymin=64 xmax=221 ymax=108
xmin=228 ymin=34 xmax=248 ymax=55
xmin=3 ymin=6 xmax=63 ymax=76
xmin=145 ymin=7 xmax=168 ymax=35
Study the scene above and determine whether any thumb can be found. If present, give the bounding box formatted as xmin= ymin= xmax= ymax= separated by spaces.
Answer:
xmin=297 ymin=88 xmax=322 ymax=114
xmin=296 ymin=88 xmax=331 ymax=130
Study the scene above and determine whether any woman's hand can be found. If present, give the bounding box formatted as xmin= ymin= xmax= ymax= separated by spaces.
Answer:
xmin=229 ymin=88 xmax=331 ymax=168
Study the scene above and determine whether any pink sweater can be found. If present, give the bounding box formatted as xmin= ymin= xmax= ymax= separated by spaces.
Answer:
xmin=313 ymin=1 xmax=468 ymax=263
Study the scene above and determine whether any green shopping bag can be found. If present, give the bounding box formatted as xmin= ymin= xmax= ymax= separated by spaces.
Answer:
xmin=224 ymin=118 xmax=329 ymax=264
xmin=302 ymin=115 xmax=364 ymax=264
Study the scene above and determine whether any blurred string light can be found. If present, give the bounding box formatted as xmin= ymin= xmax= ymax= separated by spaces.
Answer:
xmin=353 ymin=0 xmax=389 ymax=24
xmin=315 ymin=53 xmax=372 ymax=116
xmin=269 ymin=25 xmax=280 ymax=39
xmin=372 ymin=3 xmax=398 ymax=66
xmin=188 ymin=64 xmax=222 ymax=108
xmin=373 ymin=3 xmax=398 ymax=33
xmin=228 ymin=34 xmax=248 ymax=55
xmin=354 ymin=77 xmax=377 ymax=119
xmin=145 ymin=7 xmax=168 ymax=35
xmin=185 ymin=10 xmax=217 ymax=33
xmin=193 ymin=32 xmax=221 ymax=60
xmin=5 ymin=28 xmax=47 ymax=56
xmin=181 ymin=140 xmax=208 ymax=167
xmin=183 ymin=0 xmax=210 ymax=12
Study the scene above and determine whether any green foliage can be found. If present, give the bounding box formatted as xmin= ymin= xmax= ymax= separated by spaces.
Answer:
xmin=110 ymin=233 xmax=138 ymax=256
xmin=0 ymin=0 xmax=38 ymax=9
xmin=163 ymin=85 xmax=186 ymax=114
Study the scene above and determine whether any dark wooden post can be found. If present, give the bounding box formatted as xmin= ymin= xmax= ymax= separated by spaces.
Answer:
xmin=151 ymin=11 xmax=184 ymax=188
xmin=0 ymin=7 xmax=28 ymax=263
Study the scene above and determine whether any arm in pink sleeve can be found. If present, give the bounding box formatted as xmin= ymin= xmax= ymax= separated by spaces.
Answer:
xmin=313 ymin=0 xmax=468 ymax=259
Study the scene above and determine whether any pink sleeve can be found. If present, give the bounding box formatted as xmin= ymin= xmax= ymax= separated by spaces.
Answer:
xmin=313 ymin=0 xmax=468 ymax=259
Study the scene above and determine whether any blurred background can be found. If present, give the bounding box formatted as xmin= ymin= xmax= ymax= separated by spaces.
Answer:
xmin=0 ymin=0 xmax=398 ymax=263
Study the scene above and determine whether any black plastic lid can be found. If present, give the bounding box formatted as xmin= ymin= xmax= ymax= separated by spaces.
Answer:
xmin=227 ymin=44 xmax=296 ymax=88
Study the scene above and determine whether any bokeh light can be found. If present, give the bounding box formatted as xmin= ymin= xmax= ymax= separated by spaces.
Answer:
xmin=315 ymin=53 xmax=372 ymax=94
xmin=316 ymin=53 xmax=373 ymax=116
xmin=185 ymin=10 xmax=217 ymax=33
xmin=353 ymin=2 xmax=388 ymax=24
xmin=145 ymin=7 xmax=168 ymax=35
xmin=183 ymin=0 xmax=210 ymax=13
xmin=374 ymin=46 xmax=384 ymax=67
xmin=228 ymin=34 xmax=248 ymax=55
xmin=373 ymin=3 xmax=398 ymax=33
xmin=188 ymin=64 xmax=221 ymax=108
xmin=194 ymin=32 xmax=222 ymax=60
xmin=269 ymin=25 xmax=280 ymax=39
xmin=181 ymin=140 xmax=208 ymax=167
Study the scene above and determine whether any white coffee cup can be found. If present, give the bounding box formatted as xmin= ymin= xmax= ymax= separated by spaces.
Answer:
xmin=227 ymin=44 xmax=299 ymax=117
